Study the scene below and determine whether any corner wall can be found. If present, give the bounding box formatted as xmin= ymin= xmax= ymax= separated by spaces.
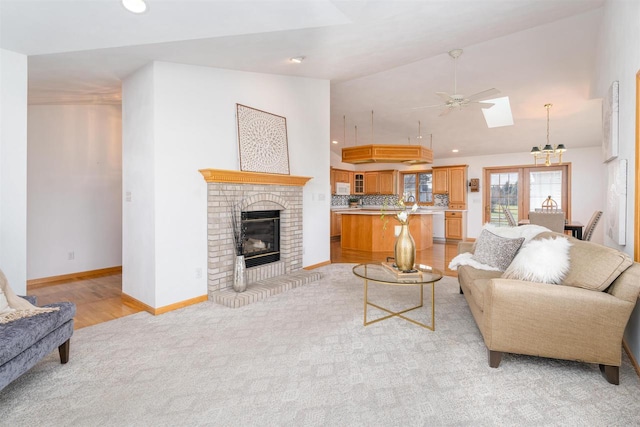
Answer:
xmin=0 ymin=49 xmax=28 ymax=294
xmin=593 ymin=0 xmax=640 ymax=366
xmin=123 ymin=62 xmax=330 ymax=308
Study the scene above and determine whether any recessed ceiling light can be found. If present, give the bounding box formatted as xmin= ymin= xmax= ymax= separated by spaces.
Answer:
xmin=122 ymin=0 xmax=147 ymax=14
xmin=290 ymin=56 xmax=305 ymax=64
xmin=332 ymin=140 xmax=339 ymax=144
xmin=452 ymin=149 xmax=459 ymax=153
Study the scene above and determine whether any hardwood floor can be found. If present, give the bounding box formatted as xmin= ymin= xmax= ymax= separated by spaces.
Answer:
xmin=28 ymin=272 xmax=142 ymax=330
xmin=27 ymin=240 xmax=459 ymax=330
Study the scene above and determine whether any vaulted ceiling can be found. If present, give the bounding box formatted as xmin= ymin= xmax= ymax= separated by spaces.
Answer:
xmin=0 ymin=0 xmax=605 ymax=159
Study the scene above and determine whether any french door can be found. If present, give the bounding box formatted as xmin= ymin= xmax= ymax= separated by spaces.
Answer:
xmin=484 ymin=164 xmax=571 ymax=225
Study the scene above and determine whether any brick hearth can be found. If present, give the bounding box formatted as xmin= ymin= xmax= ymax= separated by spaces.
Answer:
xmin=200 ymin=169 xmax=320 ymax=305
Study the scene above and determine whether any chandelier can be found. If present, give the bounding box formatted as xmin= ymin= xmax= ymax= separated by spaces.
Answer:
xmin=530 ymin=103 xmax=566 ymax=166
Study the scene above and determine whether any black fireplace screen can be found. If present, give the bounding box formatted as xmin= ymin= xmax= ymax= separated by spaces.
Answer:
xmin=241 ymin=210 xmax=280 ymax=268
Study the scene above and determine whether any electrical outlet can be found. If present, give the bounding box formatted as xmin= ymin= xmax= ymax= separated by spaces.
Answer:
xmin=125 ymin=191 xmax=132 ymax=202
xmin=68 ymin=251 xmax=74 ymax=260
xmin=195 ymin=268 xmax=202 ymax=279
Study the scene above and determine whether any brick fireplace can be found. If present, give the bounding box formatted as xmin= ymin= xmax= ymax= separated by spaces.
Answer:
xmin=199 ymin=169 xmax=314 ymax=301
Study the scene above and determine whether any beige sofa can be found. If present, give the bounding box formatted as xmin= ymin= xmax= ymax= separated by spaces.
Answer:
xmin=457 ymin=231 xmax=640 ymax=384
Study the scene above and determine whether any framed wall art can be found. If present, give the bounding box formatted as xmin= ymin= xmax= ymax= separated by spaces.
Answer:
xmin=236 ymin=104 xmax=290 ymax=175
xmin=606 ymin=158 xmax=627 ymax=245
xmin=602 ymin=80 xmax=619 ymax=163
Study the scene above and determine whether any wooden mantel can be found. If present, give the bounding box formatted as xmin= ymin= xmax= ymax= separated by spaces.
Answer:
xmin=199 ymin=169 xmax=312 ymax=186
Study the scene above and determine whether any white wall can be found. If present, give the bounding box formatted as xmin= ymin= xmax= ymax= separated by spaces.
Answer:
xmin=122 ymin=63 xmax=157 ymax=306
xmin=593 ymin=0 xmax=640 ymax=365
xmin=0 ymin=49 xmax=28 ymax=294
xmin=123 ymin=61 xmax=330 ymax=308
xmin=27 ymin=105 xmax=122 ymax=280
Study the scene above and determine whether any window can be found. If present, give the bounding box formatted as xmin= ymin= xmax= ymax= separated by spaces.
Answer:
xmin=400 ymin=171 xmax=432 ymax=204
xmin=483 ymin=164 xmax=570 ymax=225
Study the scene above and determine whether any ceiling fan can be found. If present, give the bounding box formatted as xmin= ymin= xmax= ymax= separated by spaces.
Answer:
xmin=414 ymin=49 xmax=500 ymax=116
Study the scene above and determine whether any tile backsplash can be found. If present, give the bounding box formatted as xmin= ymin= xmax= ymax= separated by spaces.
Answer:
xmin=331 ymin=194 xmax=399 ymax=207
xmin=434 ymin=193 xmax=449 ymax=207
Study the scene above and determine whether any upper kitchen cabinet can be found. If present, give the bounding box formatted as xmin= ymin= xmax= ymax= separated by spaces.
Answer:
xmin=330 ymin=168 xmax=353 ymax=194
xmin=364 ymin=170 xmax=396 ymax=194
xmin=433 ymin=168 xmax=449 ymax=194
xmin=364 ymin=172 xmax=379 ymax=194
xmin=432 ymin=165 xmax=468 ymax=209
xmin=448 ymin=166 xmax=467 ymax=209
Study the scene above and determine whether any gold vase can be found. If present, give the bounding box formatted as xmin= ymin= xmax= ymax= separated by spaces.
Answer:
xmin=394 ymin=223 xmax=415 ymax=272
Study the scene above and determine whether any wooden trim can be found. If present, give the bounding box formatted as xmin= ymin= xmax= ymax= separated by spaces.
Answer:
xmin=304 ymin=260 xmax=331 ymax=270
xmin=623 ymin=338 xmax=640 ymax=379
xmin=122 ymin=293 xmax=208 ymax=315
xmin=635 ymin=70 xmax=639 ymax=262
xmin=341 ymin=144 xmax=433 ymax=164
xmin=199 ymin=169 xmax=312 ymax=186
xmin=27 ymin=266 xmax=122 ymax=289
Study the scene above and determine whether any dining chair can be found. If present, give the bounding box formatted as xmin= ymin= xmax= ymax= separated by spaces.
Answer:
xmin=582 ymin=210 xmax=603 ymax=241
xmin=502 ymin=205 xmax=518 ymax=227
xmin=528 ymin=211 xmax=565 ymax=233
xmin=541 ymin=196 xmax=559 ymax=212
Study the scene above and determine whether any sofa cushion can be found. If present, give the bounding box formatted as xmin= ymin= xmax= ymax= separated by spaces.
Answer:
xmin=472 ymin=229 xmax=525 ymax=271
xmin=458 ymin=266 xmax=502 ymax=312
xmin=562 ymin=238 xmax=634 ymax=291
xmin=503 ymin=236 xmax=571 ymax=284
xmin=0 ymin=302 xmax=75 ymax=366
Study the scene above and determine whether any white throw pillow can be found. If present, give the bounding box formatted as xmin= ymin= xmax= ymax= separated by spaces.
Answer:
xmin=503 ymin=237 xmax=571 ymax=284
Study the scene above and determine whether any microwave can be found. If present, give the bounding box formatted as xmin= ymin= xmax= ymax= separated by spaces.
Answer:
xmin=335 ymin=182 xmax=350 ymax=195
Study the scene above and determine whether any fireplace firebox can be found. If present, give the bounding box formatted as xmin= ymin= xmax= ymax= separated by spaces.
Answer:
xmin=241 ymin=210 xmax=280 ymax=268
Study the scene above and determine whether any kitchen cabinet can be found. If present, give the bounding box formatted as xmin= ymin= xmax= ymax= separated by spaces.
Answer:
xmin=445 ymin=211 xmax=465 ymax=240
xmin=448 ymin=166 xmax=467 ymax=209
xmin=353 ymin=173 xmax=365 ymax=194
xmin=432 ymin=165 xmax=468 ymax=209
xmin=433 ymin=168 xmax=449 ymax=194
xmin=364 ymin=170 xmax=395 ymax=194
xmin=364 ymin=172 xmax=379 ymax=194
xmin=331 ymin=168 xmax=353 ymax=194
xmin=330 ymin=211 xmax=342 ymax=238
xmin=378 ymin=170 xmax=396 ymax=194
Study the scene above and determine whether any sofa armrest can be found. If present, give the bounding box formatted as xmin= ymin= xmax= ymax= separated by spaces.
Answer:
xmin=458 ymin=241 xmax=474 ymax=255
xmin=20 ymin=295 xmax=37 ymax=305
xmin=483 ymin=278 xmax=635 ymax=366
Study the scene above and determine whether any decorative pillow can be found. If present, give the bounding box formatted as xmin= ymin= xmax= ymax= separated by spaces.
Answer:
xmin=471 ymin=229 xmax=525 ymax=272
xmin=561 ymin=239 xmax=634 ymax=291
xmin=503 ymin=237 xmax=571 ymax=284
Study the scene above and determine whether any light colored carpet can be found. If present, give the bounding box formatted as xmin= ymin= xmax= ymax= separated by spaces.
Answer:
xmin=1 ymin=263 xmax=639 ymax=426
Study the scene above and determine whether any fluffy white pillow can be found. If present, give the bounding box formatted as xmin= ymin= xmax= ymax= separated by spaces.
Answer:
xmin=503 ymin=237 xmax=571 ymax=284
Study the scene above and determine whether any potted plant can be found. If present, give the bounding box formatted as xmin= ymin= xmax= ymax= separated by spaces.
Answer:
xmin=348 ymin=197 xmax=360 ymax=208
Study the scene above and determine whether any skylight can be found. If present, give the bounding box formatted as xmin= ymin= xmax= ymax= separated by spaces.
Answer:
xmin=481 ymin=96 xmax=514 ymax=128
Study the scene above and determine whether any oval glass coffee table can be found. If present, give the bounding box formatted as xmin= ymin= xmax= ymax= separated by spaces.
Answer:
xmin=352 ymin=263 xmax=443 ymax=330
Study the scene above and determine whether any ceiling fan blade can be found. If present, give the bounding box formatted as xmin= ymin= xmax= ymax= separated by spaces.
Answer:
xmin=435 ymin=92 xmax=452 ymax=102
xmin=410 ymin=103 xmax=443 ymax=110
xmin=466 ymin=88 xmax=500 ymax=102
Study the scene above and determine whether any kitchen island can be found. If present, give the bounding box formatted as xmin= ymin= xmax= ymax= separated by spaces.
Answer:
xmin=336 ymin=209 xmax=441 ymax=252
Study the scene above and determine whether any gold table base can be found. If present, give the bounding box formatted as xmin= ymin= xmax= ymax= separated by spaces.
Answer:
xmin=363 ymin=279 xmax=436 ymax=330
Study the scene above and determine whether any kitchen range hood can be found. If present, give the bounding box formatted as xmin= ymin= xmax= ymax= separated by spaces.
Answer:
xmin=341 ymin=144 xmax=433 ymax=165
